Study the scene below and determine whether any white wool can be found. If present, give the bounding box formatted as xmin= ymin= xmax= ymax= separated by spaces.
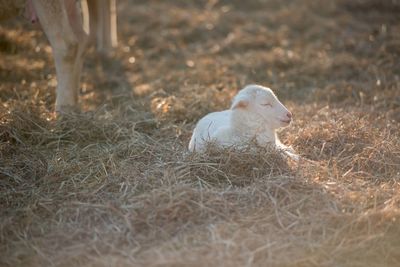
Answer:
xmin=188 ymin=84 xmax=298 ymax=159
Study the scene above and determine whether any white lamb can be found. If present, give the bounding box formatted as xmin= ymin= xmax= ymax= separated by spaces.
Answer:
xmin=188 ymin=84 xmax=298 ymax=159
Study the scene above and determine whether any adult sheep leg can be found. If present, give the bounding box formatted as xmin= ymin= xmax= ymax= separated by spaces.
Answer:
xmin=86 ymin=0 xmax=117 ymax=53
xmin=32 ymin=0 xmax=88 ymax=112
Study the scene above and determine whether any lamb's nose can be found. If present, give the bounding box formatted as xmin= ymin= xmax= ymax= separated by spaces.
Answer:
xmin=287 ymin=112 xmax=292 ymax=119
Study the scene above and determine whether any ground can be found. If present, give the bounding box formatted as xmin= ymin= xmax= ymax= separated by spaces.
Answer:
xmin=1 ymin=0 xmax=400 ymax=266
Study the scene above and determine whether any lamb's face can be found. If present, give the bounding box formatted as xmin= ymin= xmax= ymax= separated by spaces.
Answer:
xmin=231 ymin=85 xmax=292 ymax=129
xmin=252 ymin=89 xmax=292 ymax=128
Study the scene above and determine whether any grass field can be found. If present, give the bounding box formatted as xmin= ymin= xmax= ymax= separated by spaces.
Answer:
xmin=1 ymin=0 xmax=400 ymax=266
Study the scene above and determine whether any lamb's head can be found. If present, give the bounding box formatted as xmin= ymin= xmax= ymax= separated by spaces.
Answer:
xmin=230 ymin=85 xmax=292 ymax=129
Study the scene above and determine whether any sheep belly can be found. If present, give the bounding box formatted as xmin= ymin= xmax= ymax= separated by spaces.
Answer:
xmin=189 ymin=110 xmax=232 ymax=151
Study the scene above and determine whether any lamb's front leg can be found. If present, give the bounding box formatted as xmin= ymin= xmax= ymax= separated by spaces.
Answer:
xmin=275 ymin=138 xmax=299 ymax=161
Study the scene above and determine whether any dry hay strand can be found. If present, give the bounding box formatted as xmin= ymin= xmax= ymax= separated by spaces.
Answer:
xmin=292 ymin=109 xmax=400 ymax=181
xmin=149 ymin=84 xmax=235 ymax=123
xmin=1 ymin=0 xmax=400 ymax=266
xmin=122 ymin=183 xmax=400 ymax=267
xmin=0 ymin=143 xmax=47 ymax=184
xmin=0 ymin=103 xmax=153 ymax=147
xmin=180 ymin=144 xmax=292 ymax=187
xmin=0 ymin=104 xmax=51 ymax=146
xmin=293 ymin=111 xmax=377 ymax=161
xmin=0 ymin=0 xmax=25 ymax=21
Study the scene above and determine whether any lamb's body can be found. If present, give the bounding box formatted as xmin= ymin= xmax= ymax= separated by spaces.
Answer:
xmin=189 ymin=109 xmax=277 ymax=151
xmin=189 ymin=85 xmax=298 ymax=159
xmin=189 ymin=110 xmax=237 ymax=150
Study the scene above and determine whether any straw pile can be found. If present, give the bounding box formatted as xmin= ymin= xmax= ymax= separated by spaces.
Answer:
xmin=1 ymin=0 xmax=399 ymax=266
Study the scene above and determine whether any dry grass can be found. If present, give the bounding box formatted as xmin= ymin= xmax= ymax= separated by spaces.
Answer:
xmin=1 ymin=0 xmax=400 ymax=266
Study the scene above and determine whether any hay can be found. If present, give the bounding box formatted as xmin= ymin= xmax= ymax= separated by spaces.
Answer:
xmin=1 ymin=0 xmax=400 ymax=266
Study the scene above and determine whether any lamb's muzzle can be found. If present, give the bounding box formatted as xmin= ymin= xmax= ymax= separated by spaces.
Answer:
xmin=281 ymin=111 xmax=292 ymax=124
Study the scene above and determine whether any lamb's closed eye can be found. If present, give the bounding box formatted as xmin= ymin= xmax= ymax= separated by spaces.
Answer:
xmin=261 ymin=103 xmax=272 ymax=107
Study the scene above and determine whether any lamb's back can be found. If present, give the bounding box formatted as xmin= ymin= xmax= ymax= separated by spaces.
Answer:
xmin=189 ymin=110 xmax=232 ymax=151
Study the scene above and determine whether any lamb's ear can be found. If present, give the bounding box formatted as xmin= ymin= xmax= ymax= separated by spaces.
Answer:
xmin=231 ymin=97 xmax=249 ymax=109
